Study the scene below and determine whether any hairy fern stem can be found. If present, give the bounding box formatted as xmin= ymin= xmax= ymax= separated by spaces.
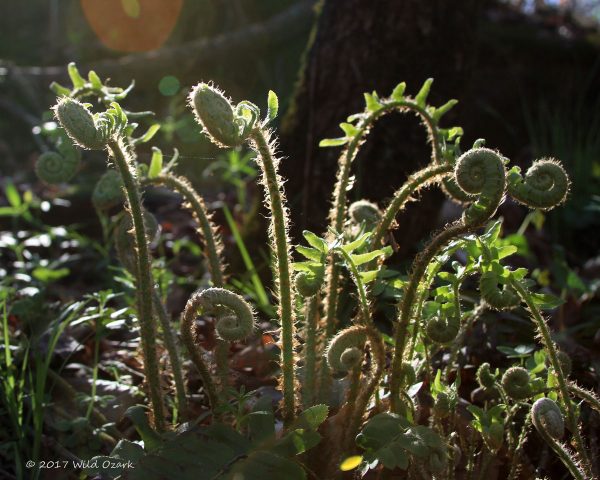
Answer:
xmin=108 ymin=139 xmax=165 ymax=431
xmin=249 ymin=128 xmax=296 ymax=424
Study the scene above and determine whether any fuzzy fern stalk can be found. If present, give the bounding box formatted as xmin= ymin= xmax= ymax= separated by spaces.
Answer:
xmin=151 ymin=289 xmax=187 ymax=417
xmin=108 ymin=140 xmax=166 ymax=431
xmin=54 ymin=97 xmax=166 ymax=431
xmin=189 ymin=83 xmax=297 ymax=424
xmin=247 ymin=128 xmax=297 ymax=423
xmin=390 ymin=148 xmax=506 ymax=411
xmin=511 ymin=280 xmax=592 ymax=476
xmin=143 ymin=173 xmax=230 ymax=392
xmin=532 ymin=398 xmax=585 ymax=480
xmin=301 ymin=295 xmax=319 ymax=408
xmin=181 ymin=287 xmax=256 ymax=414
xmin=320 ymin=80 xmax=457 ymax=399
xmin=372 ymin=162 xmax=453 ymax=247
xmin=115 ymin=212 xmax=187 ymax=418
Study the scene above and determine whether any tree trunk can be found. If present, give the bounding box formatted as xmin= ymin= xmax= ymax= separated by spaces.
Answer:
xmin=280 ymin=0 xmax=485 ymax=254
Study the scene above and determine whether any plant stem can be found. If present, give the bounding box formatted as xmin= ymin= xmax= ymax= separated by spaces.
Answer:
xmin=249 ymin=128 xmax=296 ymax=424
xmin=144 ymin=174 xmax=231 ymax=397
xmin=302 ymin=295 xmax=319 ymax=409
xmin=144 ymin=174 xmax=225 ymax=285
xmin=321 ymin=100 xmax=445 ymax=401
xmin=511 ymin=279 xmax=592 ymax=477
xmin=390 ymin=222 xmax=473 ymax=412
xmin=151 ymin=289 xmax=187 ymax=418
xmin=180 ymin=296 xmax=220 ymax=413
xmin=108 ymin=139 xmax=165 ymax=431
xmin=372 ymin=163 xmax=453 ymax=247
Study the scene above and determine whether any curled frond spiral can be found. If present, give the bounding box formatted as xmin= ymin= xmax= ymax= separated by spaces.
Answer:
xmin=425 ymin=314 xmax=459 ymax=344
xmin=547 ymin=350 xmax=572 ymax=378
xmin=326 ymin=326 xmax=367 ymax=373
xmin=195 ymin=288 xmax=256 ymax=342
xmin=507 ymin=159 xmax=569 ymax=210
xmin=532 ymin=397 xmax=564 ymax=440
xmin=92 ymin=170 xmax=124 ymax=210
xmin=35 ymin=151 xmax=80 ymax=185
xmin=502 ymin=366 xmax=532 ymax=400
xmin=348 ymin=199 xmax=382 ymax=229
xmin=480 ymin=271 xmax=519 ymax=310
xmin=454 ymin=148 xmax=506 ymax=225
xmin=476 ymin=362 xmax=497 ymax=390
xmin=295 ymin=271 xmax=324 ymax=298
xmin=54 ymin=97 xmax=109 ymax=150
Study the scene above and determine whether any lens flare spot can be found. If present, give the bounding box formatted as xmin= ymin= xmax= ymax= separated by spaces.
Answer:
xmin=81 ymin=0 xmax=183 ymax=52
xmin=158 ymin=76 xmax=180 ymax=96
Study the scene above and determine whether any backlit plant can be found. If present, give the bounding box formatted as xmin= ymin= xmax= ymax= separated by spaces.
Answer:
xmin=30 ymin=63 xmax=600 ymax=479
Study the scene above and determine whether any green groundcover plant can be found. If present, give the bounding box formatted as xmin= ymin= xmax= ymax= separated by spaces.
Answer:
xmin=21 ymin=63 xmax=600 ymax=479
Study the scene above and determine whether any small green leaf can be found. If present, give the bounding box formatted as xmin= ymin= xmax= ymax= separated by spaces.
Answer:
xmin=50 ymin=82 xmax=71 ymax=96
xmin=296 ymin=246 xmax=322 ymax=262
xmin=67 ymin=62 xmax=85 ymax=89
xmin=267 ymin=90 xmax=279 ymax=122
xmin=32 ymin=267 xmax=70 ymax=283
xmin=88 ymin=70 xmax=102 ymax=89
xmin=302 ymin=230 xmax=328 ymax=253
xmin=447 ymin=126 xmax=463 ymax=140
xmin=415 ymin=78 xmax=433 ymax=107
xmin=5 ymin=182 xmax=21 ymax=208
xmin=531 ymin=293 xmax=565 ymax=310
xmin=359 ymin=270 xmax=379 ymax=283
xmin=296 ymin=404 xmax=328 ymax=430
xmin=148 ymin=147 xmax=163 ymax=179
xmin=136 ymin=124 xmax=160 ymax=144
xmin=350 ymin=247 xmax=392 ymax=266
xmin=432 ymin=99 xmax=457 ymax=122
xmin=339 ymin=122 xmax=359 ymax=138
xmin=363 ymin=92 xmax=381 ymax=112
xmin=319 ymin=137 xmax=348 ymax=147
xmin=341 ymin=232 xmax=371 ymax=253
xmin=391 ymin=82 xmax=406 ymax=100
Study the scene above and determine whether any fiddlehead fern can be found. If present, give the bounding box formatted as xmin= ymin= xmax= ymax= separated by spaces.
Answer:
xmin=476 ymin=363 xmax=497 ymax=390
xmin=92 ymin=170 xmax=124 ymax=210
xmin=188 ymin=83 xmax=245 ymax=148
xmin=348 ymin=199 xmax=382 ymax=230
xmin=501 ymin=367 xmax=533 ymax=400
xmin=507 ymin=159 xmax=569 ymax=210
xmin=510 ymin=278 xmax=592 ymax=476
xmin=320 ymin=81 xmax=458 ymax=400
xmin=294 ymin=271 xmax=324 ymax=298
xmin=479 ymin=271 xmax=519 ymax=310
xmin=326 ymin=326 xmax=367 ymax=373
xmin=35 ymin=150 xmax=80 ymax=185
xmin=189 ymin=84 xmax=297 ymax=423
xmin=181 ymin=287 xmax=256 ymax=412
xmin=548 ymin=350 xmax=572 ymax=378
xmin=54 ymin=97 xmax=123 ymax=151
xmin=455 ymin=148 xmax=507 ymax=225
xmin=531 ymin=397 xmax=585 ymax=480
xmin=425 ymin=313 xmax=460 ymax=344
